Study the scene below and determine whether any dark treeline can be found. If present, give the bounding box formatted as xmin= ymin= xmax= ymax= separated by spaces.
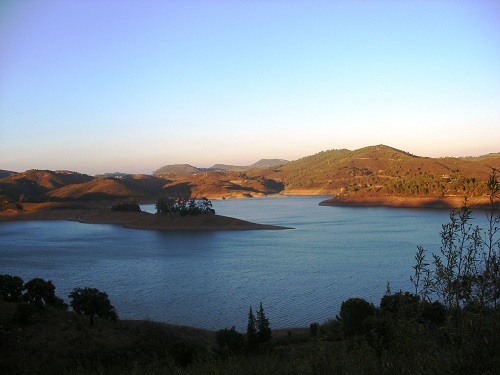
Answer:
xmin=343 ymin=173 xmax=491 ymax=197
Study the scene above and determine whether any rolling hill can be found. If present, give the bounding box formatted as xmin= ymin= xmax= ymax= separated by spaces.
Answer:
xmin=0 ymin=171 xmax=167 ymax=203
xmin=0 ymin=170 xmax=94 ymax=202
xmin=1 ymin=145 xmax=499 ymax=207
xmin=260 ymin=145 xmax=497 ymax=196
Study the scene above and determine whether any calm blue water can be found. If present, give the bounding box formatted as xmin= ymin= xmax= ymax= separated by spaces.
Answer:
xmin=0 ymin=196 xmax=476 ymax=330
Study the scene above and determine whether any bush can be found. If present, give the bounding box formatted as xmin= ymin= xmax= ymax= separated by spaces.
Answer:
xmin=337 ymin=298 xmax=376 ymax=337
xmin=0 ymin=274 xmax=24 ymax=302
xmin=215 ymin=326 xmax=245 ymax=353
xmin=380 ymin=291 xmax=420 ymax=320
xmin=422 ymin=300 xmax=446 ymax=324
xmin=310 ymin=322 xmax=320 ymax=336
xmin=111 ymin=199 xmax=141 ymax=212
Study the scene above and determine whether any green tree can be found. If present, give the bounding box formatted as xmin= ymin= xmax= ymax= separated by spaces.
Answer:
xmin=409 ymin=171 xmax=500 ymax=371
xmin=23 ymin=277 xmax=66 ymax=309
xmin=256 ymin=302 xmax=272 ymax=343
xmin=156 ymin=196 xmax=215 ymax=215
xmin=337 ymin=297 xmax=375 ymax=337
xmin=479 ymin=169 xmax=500 ymax=310
xmin=0 ymin=274 xmax=24 ymax=302
xmin=68 ymin=287 xmax=117 ymax=326
xmin=412 ymin=171 xmax=500 ymax=314
xmin=246 ymin=306 xmax=257 ymax=348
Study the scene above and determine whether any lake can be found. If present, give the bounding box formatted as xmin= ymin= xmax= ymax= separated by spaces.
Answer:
xmin=0 ymin=196 xmax=474 ymax=330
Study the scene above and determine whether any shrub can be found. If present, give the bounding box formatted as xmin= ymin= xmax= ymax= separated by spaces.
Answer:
xmin=215 ymin=326 xmax=244 ymax=353
xmin=337 ymin=298 xmax=376 ymax=337
xmin=310 ymin=322 xmax=320 ymax=336
xmin=0 ymin=274 xmax=24 ymax=302
xmin=380 ymin=291 xmax=420 ymax=320
xmin=111 ymin=199 xmax=141 ymax=212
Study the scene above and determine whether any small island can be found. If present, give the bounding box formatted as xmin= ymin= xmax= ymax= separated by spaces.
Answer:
xmin=0 ymin=202 xmax=292 ymax=231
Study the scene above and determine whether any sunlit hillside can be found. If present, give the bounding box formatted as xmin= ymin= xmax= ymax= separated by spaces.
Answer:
xmin=1 ymin=145 xmax=499 ymax=206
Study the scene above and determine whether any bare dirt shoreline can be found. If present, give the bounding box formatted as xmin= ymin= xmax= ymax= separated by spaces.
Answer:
xmin=0 ymin=208 xmax=292 ymax=231
xmin=319 ymin=195 xmax=494 ymax=209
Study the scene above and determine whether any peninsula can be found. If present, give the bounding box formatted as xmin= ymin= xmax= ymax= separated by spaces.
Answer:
xmin=0 ymin=204 xmax=291 ymax=231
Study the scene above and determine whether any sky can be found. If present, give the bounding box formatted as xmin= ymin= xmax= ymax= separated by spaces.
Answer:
xmin=1 ymin=0 xmax=499 ymax=175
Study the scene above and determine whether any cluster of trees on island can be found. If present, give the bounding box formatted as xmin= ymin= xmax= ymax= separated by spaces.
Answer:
xmin=0 ymin=172 xmax=498 ymax=374
xmin=155 ymin=196 xmax=215 ymax=215
xmin=110 ymin=196 xmax=216 ymax=216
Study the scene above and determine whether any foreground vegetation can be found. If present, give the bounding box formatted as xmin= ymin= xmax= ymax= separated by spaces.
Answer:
xmin=1 ymin=172 xmax=499 ymax=374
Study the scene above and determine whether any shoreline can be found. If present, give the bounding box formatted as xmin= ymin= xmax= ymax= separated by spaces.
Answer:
xmin=0 ymin=208 xmax=292 ymax=231
xmin=319 ymin=195 xmax=495 ymax=209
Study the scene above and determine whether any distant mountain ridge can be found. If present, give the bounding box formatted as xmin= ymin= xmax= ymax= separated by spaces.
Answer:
xmin=152 ymin=159 xmax=289 ymax=176
xmin=0 ymin=170 xmax=17 ymax=179
xmin=153 ymin=164 xmax=201 ymax=175
xmin=2 ymin=145 xmax=500 ymax=205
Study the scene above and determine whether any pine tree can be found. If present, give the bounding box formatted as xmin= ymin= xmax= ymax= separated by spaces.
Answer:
xmin=246 ymin=306 xmax=257 ymax=347
xmin=256 ymin=302 xmax=272 ymax=343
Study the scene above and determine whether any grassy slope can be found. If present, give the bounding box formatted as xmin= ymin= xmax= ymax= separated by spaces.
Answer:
xmin=0 ymin=300 xmax=215 ymax=374
xmin=2 ymin=297 xmax=498 ymax=375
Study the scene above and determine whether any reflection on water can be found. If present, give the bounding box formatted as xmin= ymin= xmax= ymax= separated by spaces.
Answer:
xmin=0 ymin=196 xmax=464 ymax=330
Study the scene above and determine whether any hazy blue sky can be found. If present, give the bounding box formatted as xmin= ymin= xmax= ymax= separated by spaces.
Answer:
xmin=1 ymin=0 xmax=499 ymax=175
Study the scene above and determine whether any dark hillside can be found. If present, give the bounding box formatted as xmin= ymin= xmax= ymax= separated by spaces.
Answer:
xmin=0 ymin=170 xmax=16 ymax=179
xmin=0 ymin=300 xmax=215 ymax=374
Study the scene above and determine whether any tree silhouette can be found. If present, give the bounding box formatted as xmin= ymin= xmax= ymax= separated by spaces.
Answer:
xmin=246 ymin=306 xmax=257 ymax=348
xmin=256 ymin=302 xmax=272 ymax=343
xmin=337 ymin=297 xmax=375 ymax=337
xmin=0 ymin=274 xmax=24 ymax=302
xmin=23 ymin=277 xmax=66 ymax=309
xmin=246 ymin=303 xmax=272 ymax=347
xmin=69 ymin=287 xmax=117 ymax=326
